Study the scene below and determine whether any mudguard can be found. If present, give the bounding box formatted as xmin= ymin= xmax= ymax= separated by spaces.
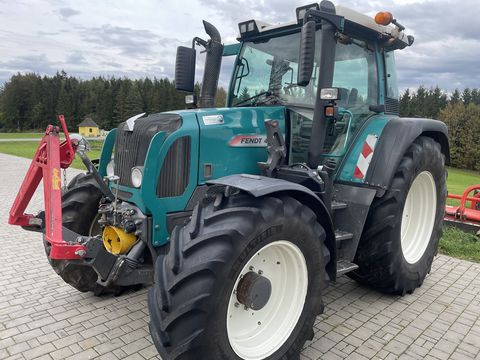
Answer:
xmin=208 ymin=174 xmax=337 ymax=280
xmin=365 ymin=117 xmax=450 ymax=190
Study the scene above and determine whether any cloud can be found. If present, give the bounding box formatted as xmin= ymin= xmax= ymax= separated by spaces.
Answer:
xmin=80 ymin=24 xmax=177 ymax=57
xmin=65 ymin=52 xmax=88 ymax=66
xmin=58 ymin=7 xmax=80 ymax=19
xmin=0 ymin=0 xmax=479 ymax=93
xmin=101 ymin=60 xmax=124 ymax=69
xmin=395 ymin=37 xmax=480 ymax=90
xmin=0 ymin=54 xmax=55 ymax=75
xmin=198 ymin=0 xmax=300 ymax=24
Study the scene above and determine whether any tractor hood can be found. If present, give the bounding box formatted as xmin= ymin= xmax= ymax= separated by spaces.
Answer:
xmin=98 ymin=106 xmax=286 ymax=246
xmin=175 ymin=106 xmax=287 ymax=184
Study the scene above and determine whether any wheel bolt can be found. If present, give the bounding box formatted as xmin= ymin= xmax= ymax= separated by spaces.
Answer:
xmin=234 ymin=302 xmax=240 ymax=308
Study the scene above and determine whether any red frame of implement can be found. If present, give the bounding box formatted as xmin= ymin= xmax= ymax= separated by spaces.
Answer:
xmin=445 ymin=185 xmax=480 ymax=227
xmin=8 ymin=115 xmax=87 ymax=260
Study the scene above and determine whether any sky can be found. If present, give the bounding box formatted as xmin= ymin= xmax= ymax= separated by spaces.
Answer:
xmin=0 ymin=0 xmax=479 ymax=92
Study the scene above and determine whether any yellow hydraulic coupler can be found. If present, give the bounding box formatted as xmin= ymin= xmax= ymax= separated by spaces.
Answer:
xmin=102 ymin=226 xmax=137 ymax=254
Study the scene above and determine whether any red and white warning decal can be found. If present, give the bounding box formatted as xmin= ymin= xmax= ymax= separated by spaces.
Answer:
xmin=354 ymin=134 xmax=378 ymax=179
xmin=229 ymin=134 xmax=267 ymax=147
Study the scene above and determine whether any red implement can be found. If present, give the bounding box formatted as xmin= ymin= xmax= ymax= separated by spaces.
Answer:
xmin=445 ymin=185 xmax=480 ymax=233
xmin=8 ymin=115 xmax=86 ymax=259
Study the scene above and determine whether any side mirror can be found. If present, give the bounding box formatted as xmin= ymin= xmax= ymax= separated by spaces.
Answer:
xmin=297 ymin=21 xmax=316 ymax=86
xmin=175 ymin=46 xmax=196 ymax=92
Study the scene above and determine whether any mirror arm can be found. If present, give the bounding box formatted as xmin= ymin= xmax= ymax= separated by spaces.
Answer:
xmin=302 ymin=8 xmax=344 ymax=31
xmin=192 ymin=37 xmax=208 ymax=49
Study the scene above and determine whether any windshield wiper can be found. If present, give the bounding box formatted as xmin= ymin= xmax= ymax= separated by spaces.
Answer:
xmin=234 ymin=91 xmax=277 ymax=107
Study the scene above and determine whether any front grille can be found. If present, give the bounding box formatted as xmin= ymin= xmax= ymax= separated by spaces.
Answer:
xmin=114 ymin=113 xmax=182 ymax=187
xmin=157 ymin=136 xmax=191 ymax=197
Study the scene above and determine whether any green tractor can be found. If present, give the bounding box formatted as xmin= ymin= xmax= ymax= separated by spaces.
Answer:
xmin=10 ymin=1 xmax=449 ymax=359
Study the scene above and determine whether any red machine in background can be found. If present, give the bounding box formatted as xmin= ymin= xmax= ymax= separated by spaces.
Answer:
xmin=445 ymin=185 xmax=480 ymax=234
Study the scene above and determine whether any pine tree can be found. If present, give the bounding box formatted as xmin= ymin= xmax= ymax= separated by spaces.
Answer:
xmin=450 ymin=89 xmax=461 ymax=104
xmin=124 ymin=85 xmax=143 ymax=118
xmin=399 ymin=89 xmax=411 ymax=117
xmin=31 ymin=102 xmax=44 ymax=130
xmin=216 ymin=87 xmax=227 ymax=107
xmin=462 ymin=88 xmax=472 ymax=105
xmin=56 ymin=82 xmax=74 ymax=125
xmin=239 ymin=87 xmax=250 ymax=102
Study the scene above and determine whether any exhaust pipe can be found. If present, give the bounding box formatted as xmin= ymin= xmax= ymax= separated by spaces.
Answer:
xmin=199 ymin=21 xmax=223 ymax=108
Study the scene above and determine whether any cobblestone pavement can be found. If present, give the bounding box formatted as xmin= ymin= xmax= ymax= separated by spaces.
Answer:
xmin=1 ymin=153 xmax=480 ymax=360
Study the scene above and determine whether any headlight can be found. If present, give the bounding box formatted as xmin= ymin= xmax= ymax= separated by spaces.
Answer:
xmin=106 ymin=160 xmax=115 ymax=177
xmin=320 ymin=88 xmax=340 ymax=100
xmin=131 ymin=166 xmax=143 ymax=188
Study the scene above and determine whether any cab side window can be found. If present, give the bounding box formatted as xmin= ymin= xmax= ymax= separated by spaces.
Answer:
xmin=333 ymin=42 xmax=377 ymax=108
xmin=385 ymin=51 xmax=399 ymax=100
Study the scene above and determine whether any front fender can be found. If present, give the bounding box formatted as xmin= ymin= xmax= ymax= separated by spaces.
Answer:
xmin=365 ymin=117 xmax=450 ymax=190
xmin=208 ymin=174 xmax=337 ymax=281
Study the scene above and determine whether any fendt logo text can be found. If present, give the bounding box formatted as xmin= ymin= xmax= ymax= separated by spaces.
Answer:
xmin=229 ymin=134 xmax=268 ymax=147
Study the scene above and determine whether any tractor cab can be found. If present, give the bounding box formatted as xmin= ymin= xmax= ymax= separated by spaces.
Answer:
xmin=177 ymin=2 xmax=413 ymax=172
xmin=229 ymin=17 xmax=383 ymax=164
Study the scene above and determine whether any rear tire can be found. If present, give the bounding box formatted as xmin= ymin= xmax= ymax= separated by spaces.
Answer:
xmin=349 ymin=136 xmax=446 ymax=295
xmin=148 ymin=193 xmax=329 ymax=360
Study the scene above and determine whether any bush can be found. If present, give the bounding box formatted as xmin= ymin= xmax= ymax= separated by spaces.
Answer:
xmin=440 ymin=102 xmax=480 ymax=170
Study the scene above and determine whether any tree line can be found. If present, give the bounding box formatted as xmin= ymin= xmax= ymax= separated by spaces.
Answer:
xmin=0 ymin=73 xmax=479 ymax=170
xmin=399 ymin=86 xmax=480 ymax=119
xmin=400 ymin=86 xmax=480 ymax=170
xmin=0 ymin=71 xmax=226 ymax=132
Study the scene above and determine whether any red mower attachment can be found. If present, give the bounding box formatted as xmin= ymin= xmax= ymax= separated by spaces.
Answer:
xmin=8 ymin=115 xmax=86 ymax=260
xmin=445 ymin=185 xmax=480 ymax=234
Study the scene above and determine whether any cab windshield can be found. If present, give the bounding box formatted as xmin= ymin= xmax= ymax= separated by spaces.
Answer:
xmin=230 ymin=29 xmax=379 ymax=160
xmin=231 ymin=31 xmax=320 ymax=107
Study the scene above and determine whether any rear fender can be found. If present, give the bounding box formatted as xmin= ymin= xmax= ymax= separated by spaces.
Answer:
xmin=365 ymin=117 xmax=450 ymax=191
xmin=208 ymin=174 xmax=337 ymax=281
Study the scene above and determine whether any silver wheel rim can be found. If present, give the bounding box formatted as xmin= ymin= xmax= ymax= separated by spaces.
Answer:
xmin=401 ymin=171 xmax=437 ymax=264
xmin=226 ymin=240 xmax=308 ymax=360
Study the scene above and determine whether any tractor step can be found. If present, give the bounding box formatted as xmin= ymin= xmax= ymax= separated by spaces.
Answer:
xmin=332 ymin=201 xmax=348 ymax=211
xmin=336 ymin=259 xmax=359 ymax=276
xmin=335 ymin=230 xmax=354 ymax=242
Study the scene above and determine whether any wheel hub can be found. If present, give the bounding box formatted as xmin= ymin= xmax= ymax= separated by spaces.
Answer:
xmin=236 ymin=271 xmax=272 ymax=311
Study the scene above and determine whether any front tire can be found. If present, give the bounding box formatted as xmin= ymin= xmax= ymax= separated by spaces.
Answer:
xmin=44 ymin=173 xmax=105 ymax=294
xmin=148 ymin=193 xmax=329 ymax=359
xmin=349 ymin=136 xmax=446 ymax=295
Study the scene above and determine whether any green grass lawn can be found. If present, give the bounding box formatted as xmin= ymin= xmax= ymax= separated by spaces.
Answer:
xmin=446 ymin=167 xmax=480 ymax=205
xmin=440 ymin=226 xmax=480 ymax=262
xmin=0 ymin=139 xmax=479 ymax=262
xmin=0 ymin=132 xmax=44 ymax=139
xmin=440 ymin=167 xmax=480 ymax=262
xmin=0 ymin=141 xmax=102 ymax=169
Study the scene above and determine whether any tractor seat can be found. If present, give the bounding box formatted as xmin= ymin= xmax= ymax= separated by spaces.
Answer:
xmin=336 ymin=88 xmax=349 ymax=107
xmin=347 ymin=88 xmax=358 ymax=105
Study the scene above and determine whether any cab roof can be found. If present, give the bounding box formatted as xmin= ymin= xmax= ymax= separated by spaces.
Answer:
xmin=238 ymin=3 xmax=412 ymax=50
